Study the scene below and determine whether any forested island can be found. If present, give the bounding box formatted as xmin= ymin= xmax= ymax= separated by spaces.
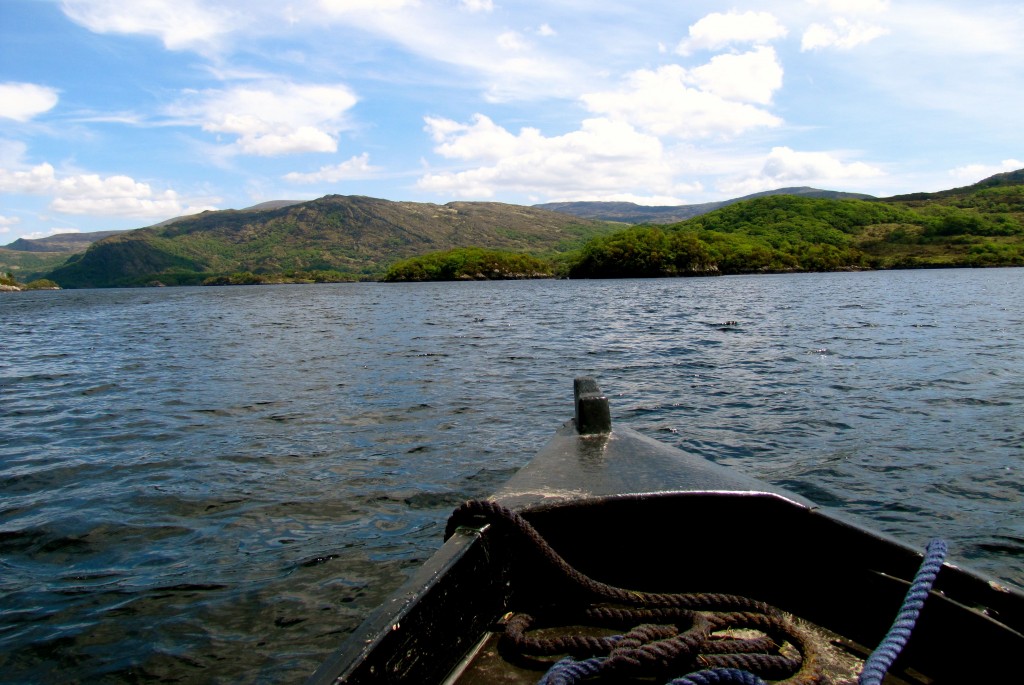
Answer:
xmin=384 ymin=248 xmax=554 ymax=281
xmin=2 ymin=169 xmax=1022 ymax=287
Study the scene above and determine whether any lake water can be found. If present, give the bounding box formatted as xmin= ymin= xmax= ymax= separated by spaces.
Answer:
xmin=2 ymin=269 xmax=1022 ymax=683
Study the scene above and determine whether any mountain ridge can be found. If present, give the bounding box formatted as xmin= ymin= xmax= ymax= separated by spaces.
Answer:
xmin=8 ymin=171 xmax=1023 ymax=288
xmin=534 ymin=187 xmax=874 ymax=224
xmin=43 ymin=195 xmax=619 ymax=288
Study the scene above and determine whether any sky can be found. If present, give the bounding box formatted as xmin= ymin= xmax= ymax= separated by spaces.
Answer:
xmin=1 ymin=0 xmax=1023 ymax=243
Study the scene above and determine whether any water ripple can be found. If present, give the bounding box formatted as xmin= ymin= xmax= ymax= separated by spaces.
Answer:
xmin=2 ymin=269 xmax=1023 ymax=682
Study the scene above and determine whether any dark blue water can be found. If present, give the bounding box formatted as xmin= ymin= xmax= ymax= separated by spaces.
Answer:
xmin=2 ymin=269 xmax=1022 ymax=682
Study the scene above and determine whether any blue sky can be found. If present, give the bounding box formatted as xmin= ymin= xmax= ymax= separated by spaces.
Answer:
xmin=2 ymin=0 xmax=1022 ymax=243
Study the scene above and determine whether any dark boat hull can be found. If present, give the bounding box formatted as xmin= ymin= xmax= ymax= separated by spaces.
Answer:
xmin=309 ymin=381 xmax=1024 ymax=684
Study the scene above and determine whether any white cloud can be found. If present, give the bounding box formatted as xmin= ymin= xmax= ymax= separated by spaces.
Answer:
xmin=168 ymin=82 xmax=358 ymax=156
xmin=284 ymin=153 xmax=379 ymax=183
xmin=676 ymin=11 xmax=788 ymax=55
xmin=0 ymin=162 xmax=58 ymax=194
xmin=723 ymin=146 xmax=884 ymax=194
xmin=417 ymin=115 xmax=685 ymax=201
xmin=0 ymin=215 xmax=20 ymax=234
xmin=0 ymin=149 xmax=217 ymax=220
xmin=581 ymin=64 xmax=783 ymax=140
xmin=459 ymin=0 xmax=494 ymax=12
xmin=0 ymin=83 xmax=60 ymax=122
xmin=802 ymin=17 xmax=889 ymax=50
xmin=537 ymin=23 xmax=556 ymax=37
xmin=50 ymin=174 xmax=217 ymax=218
xmin=60 ymin=0 xmax=236 ymax=52
xmin=236 ymin=127 xmax=338 ymax=156
xmin=688 ymin=46 xmax=783 ymax=105
xmin=425 ymin=114 xmax=551 ymax=164
xmin=50 ymin=177 xmax=177 ymax=216
xmin=762 ymin=147 xmax=883 ymax=181
xmin=948 ymin=159 xmax=1024 ymax=184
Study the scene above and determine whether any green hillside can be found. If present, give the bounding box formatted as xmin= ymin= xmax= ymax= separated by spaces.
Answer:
xmin=566 ymin=172 xmax=1024 ymax=278
xmin=383 ymin=248 xmax=554 ymax=281
xmin=0 ymin=249 xmax=70 ymax=282
xmin=33 ymin=171 xmax=1024 ymax=287
xmin=46 ymin=196 xmax=616 ymax=288
xmin=1 ymin=229 xmax=128 ymax=282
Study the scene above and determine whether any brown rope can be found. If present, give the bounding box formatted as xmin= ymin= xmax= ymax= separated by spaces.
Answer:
xmin=447 ymin=499 xmax=826 ymax=684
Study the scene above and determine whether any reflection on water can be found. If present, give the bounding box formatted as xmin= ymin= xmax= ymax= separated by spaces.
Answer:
xmin=1 ymin=269 xmax=1022 ymax=681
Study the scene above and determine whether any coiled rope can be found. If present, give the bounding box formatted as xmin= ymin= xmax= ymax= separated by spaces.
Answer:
xmin=447 ymin=500 xmax=823 ymax=685
xmin=447 ymin=500 xmax=946 ymax=685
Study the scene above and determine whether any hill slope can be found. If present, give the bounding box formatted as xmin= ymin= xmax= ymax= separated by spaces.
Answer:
xmin=566 ymin=172 xmax=1024 ymax=277
xmin=3 ymin=230 xmax=127 ymax=253
xmin=35 ymin=172 xmax=1024 ymax=287
xmin=46 ymin=195 xmax=617 ymax=288
xmin=0 ymin=202 xmax=301 ymax=279
xmin=1 ymin=230 xmax=128 ymax=280
xmin=535 ymin=187 xmax=874 ymax=224
xmin=883 ymin=169 xmax=1024 ymax=202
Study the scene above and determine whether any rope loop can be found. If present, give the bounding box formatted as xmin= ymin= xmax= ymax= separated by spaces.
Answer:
xmin=449 ymin=500 xmax=824 ymax=685
xmin=449 ymin=501 xmax=946 ymax=685
xmin=669 ymin=668 xmax=769 ymax=684
xmin=537 ymin=656 xmax=604 ymax=685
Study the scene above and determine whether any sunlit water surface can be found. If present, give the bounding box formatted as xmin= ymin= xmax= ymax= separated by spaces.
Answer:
xmin=2 ymin=269 xmax=1022 ymax=682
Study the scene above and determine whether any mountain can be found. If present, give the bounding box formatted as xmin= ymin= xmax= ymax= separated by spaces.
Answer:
xmin=45 ymin=195 xmax=618 ymax=288
xmin=1 ymin=202 xmax=307 ymax=281
xmin=3 ymin=230 xmax=127 ymax=253
xmin=1 ymin=230 xmax=131 ymax=282
xmin=3 ymin=201 xmax=307 ymax=252
xmin=882 ymin=169 xmax=1024 ymax=202
xmin=148 ymin=200 xmax=305 ymax=228
xmin=534 ymin=187 xmax=875 ymax=224
xmin=30 ymin=172 xmax=1024 ymax=288
xmin=243 ymin=200 xmax=305 ymax=211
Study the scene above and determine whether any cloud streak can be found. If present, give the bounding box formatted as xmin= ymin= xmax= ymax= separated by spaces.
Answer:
xmin=61 ymin=0 xmax=237 ymax=53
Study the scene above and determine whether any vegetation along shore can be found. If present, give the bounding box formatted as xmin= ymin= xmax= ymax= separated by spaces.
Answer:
xmin=2 ymin=169 xmax=1022 ymax=289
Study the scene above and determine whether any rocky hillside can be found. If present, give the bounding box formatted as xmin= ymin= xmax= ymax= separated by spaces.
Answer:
xmin=45 ymin=195 xmax=618 ymax=288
